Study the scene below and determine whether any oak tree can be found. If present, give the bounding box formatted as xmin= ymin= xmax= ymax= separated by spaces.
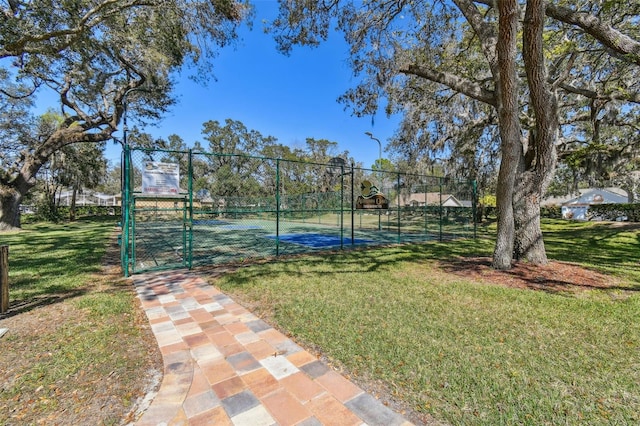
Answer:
xmin=0 ymin=0 xmax=249 ymax=230
xmin=268 ymin=0 xmax=640 ymax=269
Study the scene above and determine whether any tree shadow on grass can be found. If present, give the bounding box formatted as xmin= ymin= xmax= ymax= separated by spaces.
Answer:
xmin=196 ymin=238 xmax=493 ymax=290
xmin=0 ymin=289 xmax=87 ymax=320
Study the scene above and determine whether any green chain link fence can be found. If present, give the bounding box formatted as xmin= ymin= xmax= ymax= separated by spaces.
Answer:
xmin=120 ymin=147 xmax=476 ymax=276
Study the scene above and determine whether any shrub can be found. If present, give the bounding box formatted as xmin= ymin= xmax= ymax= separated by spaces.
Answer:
xmin=588 ymin=203 xmax=640 ymax=222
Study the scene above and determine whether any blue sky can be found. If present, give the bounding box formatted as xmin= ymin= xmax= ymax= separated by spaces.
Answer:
xmin=105 ymin=1 xmax=401 ymax=169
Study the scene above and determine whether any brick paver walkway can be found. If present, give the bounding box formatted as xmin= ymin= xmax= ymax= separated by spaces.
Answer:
xmin=131 ymin=270 xmax=414 ymax=426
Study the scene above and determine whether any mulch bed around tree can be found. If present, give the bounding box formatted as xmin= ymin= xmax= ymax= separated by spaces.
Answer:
xmin=440 ymin=257 xmax=620 ymax=293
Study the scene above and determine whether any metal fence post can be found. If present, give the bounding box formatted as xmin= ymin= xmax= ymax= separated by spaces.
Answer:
xmin=473 ymin=179 xmax=478 ymax=239
xmin=397 ymin=172 xmax=401 ymax=243
xmin=276 ymin=158 xmax=280 ymax=257
xmin=121 ymin=145 xmax=131 ymax=277
xmin=187 ymin=149 xmax=193 ymax=269
xmin=351 ymin=162 xmax=355 ymax=246
xmin=423 ymin=179 xmax=428 ymax=235
xmin=340 ymin=164 xmax=344 ymax=249
xmin=439 ymin=177 xmax=444 ymax=242
xmin=1 ymin=245 xmax=8 ymax=313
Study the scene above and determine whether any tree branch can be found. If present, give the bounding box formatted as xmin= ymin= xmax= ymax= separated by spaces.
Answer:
xmin=0 ymin=0 xmax=156 ymax=58
xmin=453 ymin=0 xmax=499 ymax=71
xmin=473 ymin=0 xmax=640 ymax=66
xmin=558 ymin=82 xmax=640 ymax=104
xmin=545 ymin=4 xmax=640 ymax=66
xmin=399 ymin=64 xmax=497 ymax=106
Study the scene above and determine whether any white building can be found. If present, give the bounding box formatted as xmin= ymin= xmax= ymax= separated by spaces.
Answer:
xmin=546 ymin=188 xmax=629 ymax=220
xmin=56 ymin=190 xmax=119 ymax=206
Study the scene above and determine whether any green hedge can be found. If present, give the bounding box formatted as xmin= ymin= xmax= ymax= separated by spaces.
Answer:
xmin=587 ymin=203 xmax=640 ymax=222
xmin=541 ymin=205 xmax=563 ymax=219
xmin=479 ymin=204 xmax=637 ymax=222
xmin=23 ymin=205 xmax=121 ymax=224
xmin=59 ymin=205 xmax=121 ymax=217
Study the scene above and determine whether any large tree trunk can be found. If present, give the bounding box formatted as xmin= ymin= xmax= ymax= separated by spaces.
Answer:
xmin=514 ymin=0 xmax=559 ymax=265
xmin=492 ymin=0 xmax=522 ymax=270
xmin=0 ymin=128 xmax=87 ymax=230
xmin=621 ymin=175 xmax=638 ymax=203
xmin=0 ymin=144 xmax=49 ymax=231
xmin=513 ymin=168 xmax=548 ymax=263
xmin=0 ymin=186 xmax=23 ymax=231
xmin=493 ymin=160 xmax=517 ymax=270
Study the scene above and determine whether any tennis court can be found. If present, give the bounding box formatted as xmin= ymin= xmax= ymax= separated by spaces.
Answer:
xmin=120 ymin=148 xmax=476 ymax=275
xmin=129 ymin=212 xmax=459 ymax=273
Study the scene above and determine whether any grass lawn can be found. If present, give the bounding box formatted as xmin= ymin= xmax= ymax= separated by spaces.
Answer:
xmin=1 ymin=217 xmax=638 ymax=425
xmin=214 ymin=219 xmax=640 ymax=425
xmin=0 ymin=217 xmax=161 ymax=425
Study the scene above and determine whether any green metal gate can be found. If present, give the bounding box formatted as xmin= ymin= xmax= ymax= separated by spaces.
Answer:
xmin=120 ymin=146 xmax=195 ymax=276
xmin=130 ymin=195 xmax=192 ymax=272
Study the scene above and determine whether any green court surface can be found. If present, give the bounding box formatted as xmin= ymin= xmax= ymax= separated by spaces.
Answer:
xmin=129 ymin=214 xmax=469 ymax=272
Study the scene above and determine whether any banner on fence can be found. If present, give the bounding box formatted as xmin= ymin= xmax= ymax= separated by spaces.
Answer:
xmin=142 ymin=162 xmax=180 ymax=194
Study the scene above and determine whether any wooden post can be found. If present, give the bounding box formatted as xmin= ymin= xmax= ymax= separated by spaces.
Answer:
xmin=0 ymin=245 xmax=8 ymax=314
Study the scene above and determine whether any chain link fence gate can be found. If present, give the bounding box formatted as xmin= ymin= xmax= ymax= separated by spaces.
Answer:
xmin=120 ymin=147 xmax=477 ymax=276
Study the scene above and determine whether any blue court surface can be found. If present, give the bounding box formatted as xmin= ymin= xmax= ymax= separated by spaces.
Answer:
xmin=267 ymin=233 xmax=373 ymax=248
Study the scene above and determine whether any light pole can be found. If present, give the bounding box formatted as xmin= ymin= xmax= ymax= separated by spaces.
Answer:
xmin=364 ymin=132 xmax=382 ymax=173
xmin=365 ymin=132 xmax=383 ymax=230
